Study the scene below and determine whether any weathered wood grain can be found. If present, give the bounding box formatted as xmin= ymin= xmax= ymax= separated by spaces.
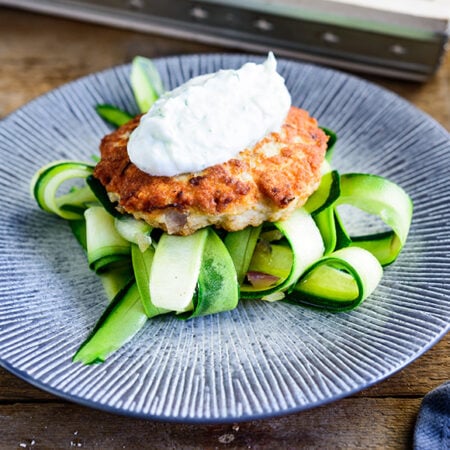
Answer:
xmin=0 ymin=398 xmax=421 ymax=449
xmin=0 ymin=7 xmax=226 ymax=119
xmin=0 ymin=7 xmax=449 ymax=129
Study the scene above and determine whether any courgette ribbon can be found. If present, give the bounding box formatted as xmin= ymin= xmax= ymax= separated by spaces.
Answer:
xmin=285 ymin=171 xmax=412 ymax=310
xmin=184 ymin=229 xmax=239 ymax=319
xmin=95 ymin=56 xmax=166 ymax=128
xmin=72 ymin=281 xmax=147 ymax=364
xmin=287 ymin=247 xmax=383 ymax=311
xmin=95 ymin=104 xmax=133 ymax=127
xmin=238 ymin=208 xmax=324 ymax=300
xmin=337 ymin=173 xmax=413 ymax=265
xmin=30 ymin=161 xmax=95 ymax=220
xmin=308 ymin=173 xmax=413 ymax=266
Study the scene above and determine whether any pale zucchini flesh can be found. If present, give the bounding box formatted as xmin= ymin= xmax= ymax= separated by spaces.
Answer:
xmin=186 ymin=229 xmax=239 ymax=318
xmin=241 ymin=208 xmax=324 ymax=298
xmin=337 ymin=173 xmax=413 ymax=246
xmin=130 ymin=56 xmax=165 ymax=113
xmin=131 ymin=244 xmax=169 ymax=318
xmin=149 ymin=229 xmax=208 ymax=312
xmin=31 ymin=161 xmax=95 ymax=220
xmin=291 ymin=247 xmax=383 ymax=310
xmin=115 ymin=215 xmax=153 ymax=252
xmin=84 ymin=206 xmax=131 ymax=272
xmin=224 ymin=225 xmax=262 ymax=284
xmin=336 ymin=173 xmax=413 ymax=265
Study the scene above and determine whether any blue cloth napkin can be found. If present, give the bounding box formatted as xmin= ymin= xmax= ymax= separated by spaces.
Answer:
xmin=414 ymin=381 xmax=450 ymax=449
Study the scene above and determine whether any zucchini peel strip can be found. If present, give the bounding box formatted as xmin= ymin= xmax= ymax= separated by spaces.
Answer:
xmin=84 ymin=206 xmax=131 ymax=273
xmin=73 ymin=281 xmax=147 ymax=364
xmin=240 ymin=208 xmax=324 ymax=299
xmin=186 ymin=229 xmax=240 ymax=319
xmin=30 ymin=161 xmax=95 ymax=220
xmin=288 ymin=247 xmax=383 ymax=311
xmin=95 ymin=104 xmax=133 ymax=127
xmin=336 ymin=173 xmax=413 ymax=266
xmin=130 ymin=56 xmax=165 ymax=113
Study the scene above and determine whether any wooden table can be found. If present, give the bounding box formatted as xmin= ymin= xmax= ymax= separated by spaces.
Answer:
xmin=1 ymin=7 xmax=449 ymax=449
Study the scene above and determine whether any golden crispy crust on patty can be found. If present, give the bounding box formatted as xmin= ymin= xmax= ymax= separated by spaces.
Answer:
xmin=94 ymin=106 xmax=327 ymax=235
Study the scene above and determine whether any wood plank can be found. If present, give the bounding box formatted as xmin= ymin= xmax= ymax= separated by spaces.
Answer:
xmin=1 ymin=7 xmax=449 ymax=131
xmin=0 ymin=397 xmax=420 ymax=449
xmin=0 ymin=7 xmax=226 ymax=119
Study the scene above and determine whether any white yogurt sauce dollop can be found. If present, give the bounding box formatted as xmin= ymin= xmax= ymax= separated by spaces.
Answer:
xmin=127 ymin=52 xmax=291 ymax=177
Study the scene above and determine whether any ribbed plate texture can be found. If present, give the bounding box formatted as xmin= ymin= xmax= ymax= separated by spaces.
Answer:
xmin=0 ymin=54 xmax=449 ymax=422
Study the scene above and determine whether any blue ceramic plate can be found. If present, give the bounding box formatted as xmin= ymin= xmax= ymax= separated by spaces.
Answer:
xmin=0 ymin=54 xmax=449 ymax=423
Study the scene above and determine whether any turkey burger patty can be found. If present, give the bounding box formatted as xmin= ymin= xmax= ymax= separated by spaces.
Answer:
xmin=93 ymin=106 xmax=328 ymax=235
